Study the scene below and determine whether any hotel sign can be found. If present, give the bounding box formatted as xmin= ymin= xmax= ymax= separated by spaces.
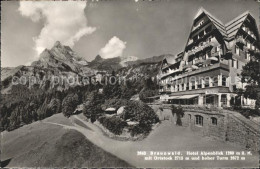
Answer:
xmin=205 ymin=90 xmax=218 ymax=94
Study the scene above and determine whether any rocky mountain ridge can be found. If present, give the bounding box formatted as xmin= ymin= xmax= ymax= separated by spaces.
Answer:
xmin=1 ymin=41 xmax=169 ymax=93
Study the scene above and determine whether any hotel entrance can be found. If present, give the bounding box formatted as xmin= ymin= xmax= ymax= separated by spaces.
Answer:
xmin=204 ymin=94 xmax=218 ymax=107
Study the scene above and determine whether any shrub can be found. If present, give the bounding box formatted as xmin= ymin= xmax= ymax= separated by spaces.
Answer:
xmin=82 ymin=91 xmax=105 ymax=120
xmin=99 ymin=99 xmax=159 ymax=136
xmin=123 ymin=101 xmax=159 ymax=124
xmin=98 ymin=116 xmax=127 ymax=135
xmin=129 ymin=125 xmax=143 ymax=137
xmin=124 ymin=101 xmax=159 ymax=136
xmin=62 ymin=93 xmax=79 ymax=117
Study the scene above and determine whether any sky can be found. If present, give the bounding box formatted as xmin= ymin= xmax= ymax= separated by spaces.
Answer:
xmin=1 ymin=0 xmax=259 ymax=67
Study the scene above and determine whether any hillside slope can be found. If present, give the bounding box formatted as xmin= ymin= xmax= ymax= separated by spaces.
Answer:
xmin=1 ymin=114 xmax=131 ymax=168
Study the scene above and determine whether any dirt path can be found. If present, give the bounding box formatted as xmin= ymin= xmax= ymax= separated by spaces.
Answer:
xmin=44 ymin=115 xmax=259 ymax=168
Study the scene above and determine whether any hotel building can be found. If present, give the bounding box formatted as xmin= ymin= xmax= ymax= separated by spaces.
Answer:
xmin=159 ymin=8 xmax=259 ymax=108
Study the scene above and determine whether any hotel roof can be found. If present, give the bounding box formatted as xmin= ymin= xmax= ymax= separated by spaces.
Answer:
xmin=193 ymin=8 xmax=258 ymax=40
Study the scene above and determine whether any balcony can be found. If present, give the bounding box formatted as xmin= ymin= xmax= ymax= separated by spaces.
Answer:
xmin=161 ymin=68 xmax=181 ymax=78
xmin=186 ymin=41 xmax=215 ymax=58
xmin=168 ymin=62 xmax=229 ymax=82
xmin=194 ymin=58 xmax=205 ymax=65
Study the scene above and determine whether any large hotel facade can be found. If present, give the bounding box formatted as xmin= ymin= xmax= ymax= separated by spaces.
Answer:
xmin=158 ymin=8 xmax=259 ymax=108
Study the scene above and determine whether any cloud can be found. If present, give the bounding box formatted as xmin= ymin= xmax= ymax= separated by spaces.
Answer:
xmin=99 ymin=36 xmax=126 ymax=59
xmin=19 ymin=1 xmax=96 ymax=55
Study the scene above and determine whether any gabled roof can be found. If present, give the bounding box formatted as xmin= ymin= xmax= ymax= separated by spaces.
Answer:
xmin=181 ymin=8 xmax=259 ymax=58
xmin=194 ymin=7 xmax=227 ymax=38
xmin=225 ymin=11 xmax=250 ymax=38
xmin=191 ymin=8 xmax=259 ymax=41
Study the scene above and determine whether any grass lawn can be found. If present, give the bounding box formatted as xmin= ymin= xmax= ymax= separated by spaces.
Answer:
xmin=1 ymin=113 xmax=131 ymax=168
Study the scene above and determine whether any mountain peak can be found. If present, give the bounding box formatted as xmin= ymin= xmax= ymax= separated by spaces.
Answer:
xmin=53 ymin=41 xmax=62 ymax=48
xmin=93 ymin=55 xmax=103 ymax=61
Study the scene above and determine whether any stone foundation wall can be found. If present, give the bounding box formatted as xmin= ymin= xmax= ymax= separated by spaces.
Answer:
xmin=150 ymin=104 xmax=260 ymax=151
xmin=181 ymin=111 xmax=226 ymax=141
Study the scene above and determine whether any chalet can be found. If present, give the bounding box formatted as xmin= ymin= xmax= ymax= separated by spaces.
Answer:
xmin=159 ymin=8 xmax=259 ymax=108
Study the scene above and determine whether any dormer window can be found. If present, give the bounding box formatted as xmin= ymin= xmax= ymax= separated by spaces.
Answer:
xmin=199 ymin=20 xmax=204 ymax=26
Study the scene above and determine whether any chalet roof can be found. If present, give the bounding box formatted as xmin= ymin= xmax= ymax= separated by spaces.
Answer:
xmin=195 ymin=7 xmax=227 ymax=37
xmin=193 ymin=8 xmax=259 ymax=41
xmin=225 ymin=11 xmax=249 ymax=38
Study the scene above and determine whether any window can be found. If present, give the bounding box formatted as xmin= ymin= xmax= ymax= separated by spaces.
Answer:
xmin=199 ymin=31 xmax=204 ymax=38
xmin=221 ymin=95 xmax=227 ymax=106
xmin=186 ymin=84 xmax=189 ymax=91
xmin=211 ymin=117 xmax=217 ymax=125
xmin=198 ymin=79 xmax=203 ymax=88
xmin=247 ymin=41 xmax=251 ymax=49
xmin=205 ymin=26 xmax=212 ymax=33
xmin=235 ymin=45 xmax=240 ymax=55
xmin=215 ymin=46 xmax=218 ymax=53
xmin=222 ymin=76 xmax=226 ymax=86
xmin=205 ymin=78 xmax=209 ymax=88
xmin=206 ymin=51 xmax=211 ymax=59
xmin=191 ymin=81 xmax=195 ymax=89
xmin=233 ymin=85 xmax=237 ymax=91
xmin=216 ymin=46 xmax=220 ymax=52
xmin=195 ymin=115 xmax=203 ymax=126
xmin=232 ymin=60 xmax=238 ymax=68
xmin=213 ymin=77 xmax=218 ymax=87
xmin=246 ymin=52 xmax=250 ymax=60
